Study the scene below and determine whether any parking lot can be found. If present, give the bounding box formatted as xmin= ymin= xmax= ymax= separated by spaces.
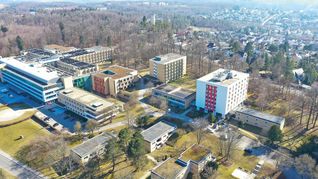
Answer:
xmin=0 ymin=83 xmax=83 ymax=132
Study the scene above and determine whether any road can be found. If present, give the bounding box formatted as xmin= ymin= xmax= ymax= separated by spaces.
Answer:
xmin=0 ymin=150 xmax=45 ymax=179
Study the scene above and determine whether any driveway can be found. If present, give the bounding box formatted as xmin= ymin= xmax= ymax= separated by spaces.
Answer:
xmin=0 ymin=150 xmax=45 ymax=179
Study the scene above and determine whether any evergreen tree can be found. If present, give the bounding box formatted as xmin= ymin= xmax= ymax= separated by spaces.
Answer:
xmin=105 ymin=138 xmax=119 ymax=172
xmin=264 ymin=53 xmax=271 ymax=70
xmin=59 ymin=22 xmax=65 ymax=43
xmin=127 ymin=131 xmax=145 ymax=159
xmin=107 ymin=36 xmax=112 ymax=47
xmin=0 ymin=25 xmax=8 ymax=35
xmin=284 ymin=57 xmax=294 ymax=81
xmin=16 ymin=36 xmax=24 ymax=51
xmin=268 ymin=126 xmax=283 ymax=143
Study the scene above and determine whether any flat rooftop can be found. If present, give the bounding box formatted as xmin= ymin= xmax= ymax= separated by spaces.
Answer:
xmin=72 ymin=132 xmax=115 ymax=157
xmin=141 ymin=121 xmax=176 ymax=142
xmin=27 ymin=48 xmax=54 ymax=57
xmin=0 ymin=57 xmax=60 ymax=84
xmin=63 ymin=49 xmax=91 ymax=57
xmin=150 ymin=53 xmax=185 ymax=64
xmin=60 ymin=88 xmax=114 ymax=110
xmin=154 ymin=84 xmax=195 ymax=100
xmin=44 ymin=44 xmax=77 ymax=53
xmin=236 ymin=107 xmax=285 ymax=125
xmin=152 ymin=158 xmax=185 ymax=179
xmin=85 ymin=46 xmax=112 ymax=52
xmin=197 ymin=68 xmax=249 ymax=86
xmin=59 ymin=58 xmax=95 ymax=69
xmin=94 ymin=65 xmax=137 ymax=80
xmin=180 ymin=144 xmax=211 ymax=163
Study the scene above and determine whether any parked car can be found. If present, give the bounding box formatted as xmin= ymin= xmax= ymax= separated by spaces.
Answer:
xmin=244 ymin=148 xmax=253 ymax=154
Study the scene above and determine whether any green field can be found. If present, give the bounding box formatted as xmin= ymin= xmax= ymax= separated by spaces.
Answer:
xmin=0 ymin=119 xmax=50 ymax=155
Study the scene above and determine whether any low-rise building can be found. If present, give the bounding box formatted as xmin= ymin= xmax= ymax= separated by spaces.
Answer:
xmin=149 ymin=53 xmax=187 ymax=83
xmin=151 ymin=158 xmax=189 ymax=179
xmin=58 ymin=87 xmax=121 ymax=122
xmin=151 ymin=144 xmax=215 ymax=179
xmin=70 ymin=132 xmax=115 ymax=164
xmin=0 ymin=57 xmax=70 ymax=103
xmin=235 ymin=107 xmax=285 ymax=134
xmin=177 ymin=144 xmax=215 ymax=174
xmin=196 ymin=69 xmax=249 ymax=117
xmin=64 ymin=46 xmax=113 ymax=64
xmin=152 ymin=84 xmax=195 ymax=109
xmin=44 ymin=44 xmax=77 ymax=54
xmin=92 ymin=65 xmax=138 ymax=97
xmin=141 ymin=121 xmax=176 ymax=152
xmin=56 ymin=58 xmax=98 ymax=76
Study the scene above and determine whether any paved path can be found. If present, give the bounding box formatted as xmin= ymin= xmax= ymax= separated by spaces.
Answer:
xmin=97 ymin=120 xmax=128 ymax=132
xmin=0 ymin=150 xmax=45 ymax=179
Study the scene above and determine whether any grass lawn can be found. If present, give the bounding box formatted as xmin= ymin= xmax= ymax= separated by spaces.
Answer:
xmin=150 ymin=132 xmax=220 ymax=161
xmin=0 ymin=110 xmax=35 ymax=126
xmin=0 ymin=119 xmax=50 ymax=155
xmin=0 ymin=168 xmax=16 ymax=179
xmin=150 ymin=130 xmax=271 ymax=179
xmin=105 ymin=125 xmax=129 ymax=134
xmin=111 ymin=112 xmax=126 ymax=123
xmin=96 ymin=155 xmax=154 ymax=179
xmin=169 ymin=75 xmax=196 ymax=90
xmin=139 ymin=68 xmax=150 ymax=77
xmin=216 ymin=150 xmax=259 ymax=179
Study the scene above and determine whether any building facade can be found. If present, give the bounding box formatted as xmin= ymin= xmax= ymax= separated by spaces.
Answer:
xmin=152 ymin=84 xmax=195 ymax=109
xmin=58 ymin=88 xmax=121 ymax=122
xmin=149 ymin=53 xmax=187 ymax=83
xmin=92 ymin=65 xmax=138 ymax=97
xmin=196 ymin=69 xmax=249 ymax=117
xmin=65 ymin=46 xmax=113 ymax=64
xmin=70 ymin=132 xmax=115 ymax=164
xmin=235 ymin=108 xmax=285 ymax=134
xmin=141 ymin=121 xmax=176 ymax=152
xmin=56 ymin=58 xmax=98 ymax=76
xmin=0 ymin=57 xmax=67 ymax=103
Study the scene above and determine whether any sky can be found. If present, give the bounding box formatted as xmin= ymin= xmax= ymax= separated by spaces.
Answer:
xmin=1 ymin=0 xmax=318 ymax=6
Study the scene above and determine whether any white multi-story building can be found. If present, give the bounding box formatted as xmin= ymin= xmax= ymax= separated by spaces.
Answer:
xmin=196 ymin=69 xmax=249 ymax=117
xmin=141 ymin=121 xmax=176 ymax=152
xmin=0 ymin=57 xmax=67 ymax=103
xmin=58 ymin=87 xmax=121 ymax=122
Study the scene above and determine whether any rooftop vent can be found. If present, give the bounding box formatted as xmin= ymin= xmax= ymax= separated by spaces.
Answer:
xmin=210 ymin=70 xmax=234 ymax=82
xmin=92 ymin=102 xmax=103 ymax=108
xmin=63 ymin=89 xmax=73 ymax=94
xmin=103 ymin=70 xmax=115 ymax=75
xmin=154 ymin=56 xmax=161 ymax=61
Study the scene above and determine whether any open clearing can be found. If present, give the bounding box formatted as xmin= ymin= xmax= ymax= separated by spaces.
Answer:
xmin=0 ymin=119 xmax=50 ymax=155
xmin=0 ymin=107 xmax=35 ymax=122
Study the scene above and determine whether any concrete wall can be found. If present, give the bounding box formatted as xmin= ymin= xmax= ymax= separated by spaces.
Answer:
xmin=235 ymin=111 xmax=284 ymax=134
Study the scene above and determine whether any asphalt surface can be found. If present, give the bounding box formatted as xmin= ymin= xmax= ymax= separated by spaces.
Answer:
xmin=0 ymin=151 xmax=45 ymax=179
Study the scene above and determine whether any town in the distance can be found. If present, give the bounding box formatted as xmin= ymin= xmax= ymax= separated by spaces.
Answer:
xmin=0 ymin=0 xmax=317 ymax=179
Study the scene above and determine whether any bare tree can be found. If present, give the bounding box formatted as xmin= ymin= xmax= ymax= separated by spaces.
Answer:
xmin=74 ymin=121 xmax=82 ymax=137
xmin=86 ymin=120 xmax=99 ymax=135
xmin=218 ymin=128 xmax=240 ymax=161
xmin=16 ymin=136 xmax=69 ymax=169
xmin=159 ymin=98 xmax=169 ymax=113
xmin=191 ymin=118 xmax=209 ymax=144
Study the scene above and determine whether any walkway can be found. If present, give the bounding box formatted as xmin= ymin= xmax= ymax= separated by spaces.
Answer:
xmin=0 ymin=150 xmax=45 ymax=179
xmin=97 ymin=120 xmax=128 ymax=132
